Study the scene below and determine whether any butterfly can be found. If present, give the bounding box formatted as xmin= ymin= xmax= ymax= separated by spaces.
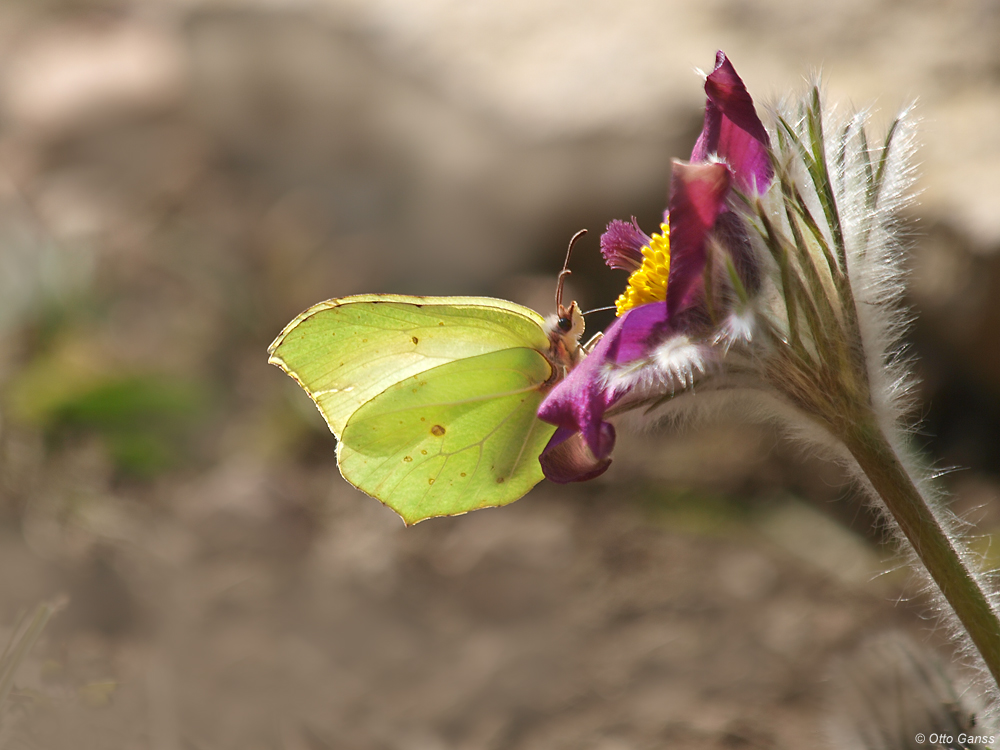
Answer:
xmin=268 ymin=232 xmax=588 ymax=524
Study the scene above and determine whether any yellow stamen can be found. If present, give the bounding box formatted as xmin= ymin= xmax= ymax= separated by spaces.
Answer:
xmin=615 ymin=222 xmax=670 ymax=316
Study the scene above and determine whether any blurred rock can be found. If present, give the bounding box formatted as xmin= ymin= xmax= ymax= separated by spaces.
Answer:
xmin=327 ymin=0 xmax=1000 ymax=250
xmin=183 ymin=7 xmax=685 ymax=295
xmin=1 ymin=18 xmax=186 ymax=136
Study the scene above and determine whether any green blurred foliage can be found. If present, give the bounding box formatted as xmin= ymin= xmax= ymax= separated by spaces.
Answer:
xmin=5 ymin=338 xmax=210 ymax=479
xmin=51 ymin=377 xmax=207 ymax=477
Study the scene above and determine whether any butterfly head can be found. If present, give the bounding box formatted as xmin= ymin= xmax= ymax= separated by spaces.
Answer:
xmin=545 ymin=301 xmax=584 ymax=379
xmin=553 ymin=300 xmax=584 ymax=339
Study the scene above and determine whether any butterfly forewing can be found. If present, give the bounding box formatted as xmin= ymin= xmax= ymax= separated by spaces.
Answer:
xmin=267 ymin=295 xmax=551 ymax=436
xmin=337 ymin=347 xmax=557 ymax=524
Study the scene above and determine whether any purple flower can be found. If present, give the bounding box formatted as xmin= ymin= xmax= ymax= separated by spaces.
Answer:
xmin=537 ymin=52 xmax=771 ymax=482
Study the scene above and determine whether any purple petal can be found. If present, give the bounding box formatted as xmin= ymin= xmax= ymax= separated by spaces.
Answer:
xmin=605 ymin=298 xmax=672 ymax=364
xmin=538 ymin=302 xmax=670 ymax=457
xmin=665 ymin=160 xmax=732 ymax=317
xmin=690 ymin=51 xmax=772 ymax=194
xmin=600 ymin=218 xmax=650 ymax=272
xmin=539 ymin=425 xmax=615 ymax=483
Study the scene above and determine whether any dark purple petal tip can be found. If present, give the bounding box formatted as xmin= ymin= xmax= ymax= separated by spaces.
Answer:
xmin=690 ymin=51 xmax=772 ymax=194
xmin=600 ymin=218 xmax=650 ymax=272
xmin=539 ymin=425 xmax=615 ymax=483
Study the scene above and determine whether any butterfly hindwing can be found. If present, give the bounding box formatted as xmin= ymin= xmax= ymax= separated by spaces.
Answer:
xmin=338 ymin=347 xmax=556 ymax=524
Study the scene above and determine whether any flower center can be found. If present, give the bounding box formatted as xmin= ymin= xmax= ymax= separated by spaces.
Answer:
xmin=615 ymin=223 xmax=670 ymax=316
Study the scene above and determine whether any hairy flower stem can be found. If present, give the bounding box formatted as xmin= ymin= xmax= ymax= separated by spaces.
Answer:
xmin=845 ymin=416 xmax=1000 ymax=692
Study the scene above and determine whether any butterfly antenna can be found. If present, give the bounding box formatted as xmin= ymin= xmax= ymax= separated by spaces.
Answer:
xmin=582 ymin=305 xmax=616 ymax=317
xmin=556 ymin=229 xmax=587 ymax=313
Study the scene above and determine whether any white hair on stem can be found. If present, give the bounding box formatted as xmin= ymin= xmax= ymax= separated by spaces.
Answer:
xmin=837 ymin=104 xmax=920 ymax=436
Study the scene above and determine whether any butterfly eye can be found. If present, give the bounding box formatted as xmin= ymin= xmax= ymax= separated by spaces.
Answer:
xmin=557 ymin=317 xmax=573 ymax=333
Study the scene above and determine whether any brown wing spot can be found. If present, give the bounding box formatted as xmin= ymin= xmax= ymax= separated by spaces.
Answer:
xmin=362 ymin=338 xmax=368 ymax=342
xmin=496 ymin=477 xmax=505 ymax=484
xmin=431 ymin=425 xmax=445 ymax=436
xmin=460 ymin=472 xmax=467 ymax=477
xmin=428 ymin=478 xmax=435 ymax=485
xmin=438 ymin=321 xmax=444 ymax=326
xmin=420 ymin=417 xmax=426 ymax=421
xmin=403 ymin=456 xmax=412 ymax=462
xmin=420 ymin=449 xmax=428 ymax=455
xmin=412 ymin=336 xmax=419 ymax=344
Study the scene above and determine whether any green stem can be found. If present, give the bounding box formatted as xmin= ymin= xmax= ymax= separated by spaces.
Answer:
xmin=844 ymin=418 xmax=1000 ymax=691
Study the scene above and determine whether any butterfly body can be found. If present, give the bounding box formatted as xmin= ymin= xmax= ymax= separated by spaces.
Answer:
xmin=268 ymin=294 xmax=583 ymax=524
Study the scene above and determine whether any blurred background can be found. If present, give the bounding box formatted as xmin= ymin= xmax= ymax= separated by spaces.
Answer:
xmin=0 ymin=1 xmax=998 ymax=748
